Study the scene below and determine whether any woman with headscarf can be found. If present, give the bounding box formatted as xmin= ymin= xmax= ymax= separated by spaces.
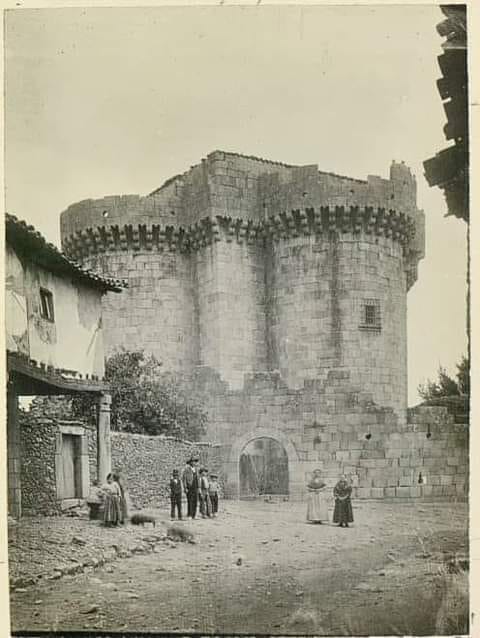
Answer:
xmin=102 ymin=473 xmax=122 ymax=527
xmin=333 ymin=474 xmax=354 ymax=528
xmin=306 ymin=469 xmax=329 ymax=524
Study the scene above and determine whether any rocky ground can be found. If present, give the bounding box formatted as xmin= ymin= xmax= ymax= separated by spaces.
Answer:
xmin=9 ymin=499 xmax=468 ymax=635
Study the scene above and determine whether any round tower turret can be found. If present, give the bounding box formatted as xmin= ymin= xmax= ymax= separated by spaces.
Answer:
xmin=60 ymin=151 xmax=425 ymax=421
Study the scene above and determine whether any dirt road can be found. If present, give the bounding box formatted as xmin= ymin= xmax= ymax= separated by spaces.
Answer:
xmin=10 ymin=500 xmax=468 ymax=635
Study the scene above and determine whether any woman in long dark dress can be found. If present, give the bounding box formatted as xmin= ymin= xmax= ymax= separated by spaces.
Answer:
xmin=114 ymin=471 xmax=129 ymax=524
xmin=333 ymin=475 xmax=354 ymax=528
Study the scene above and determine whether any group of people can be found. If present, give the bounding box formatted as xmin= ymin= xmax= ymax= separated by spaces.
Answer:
xmin=172 ymin=456 xmax=220 ymax=520
xmin=89 ymin=463 xmax=352 ymax=529
xmin=306 ymin=471 xmax=354 ymax=528
xmin=87 ymin=458 xmax=220 ymax=526
xmin=87 ymin=471 xmax=129 ymax=527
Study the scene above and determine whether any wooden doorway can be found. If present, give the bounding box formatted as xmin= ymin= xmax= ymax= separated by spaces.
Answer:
xmin=239 ymin=437 xmax=289 ymax=499
xmin=61 ymin=434 xmax=81 ymax=499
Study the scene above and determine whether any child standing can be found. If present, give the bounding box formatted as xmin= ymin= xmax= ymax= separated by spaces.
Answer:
xmin=170 ymin=469 xmax=183 ymax=520
xmin=198 ymin=468 xmax=211 ymax=518
xmin=209 ymin=473 xmax=220 ymax=517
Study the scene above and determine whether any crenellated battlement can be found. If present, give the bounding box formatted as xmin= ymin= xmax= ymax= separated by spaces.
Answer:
xmin=62 ymin=206 xmax=420 ymax=253
xmin=61 ymin=205 xmax=423 ymax=291
xmin=61 ymin=151 xmax=420 ymax=235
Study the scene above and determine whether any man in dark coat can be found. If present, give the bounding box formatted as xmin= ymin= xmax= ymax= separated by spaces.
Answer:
xmin=169 ymin=469 xmax=183 ymax=520
xmin=182 ymin=457 xmax=199 ymax=519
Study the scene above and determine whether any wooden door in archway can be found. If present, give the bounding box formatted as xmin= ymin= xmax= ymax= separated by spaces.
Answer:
xmin=239 ymin=437 xmax=288 ymax=498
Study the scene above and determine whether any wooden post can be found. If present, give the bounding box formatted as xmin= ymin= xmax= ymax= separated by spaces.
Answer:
xmin=97 ymin=392 xmax=112 ymax=484
xmin=7 ymin=383 xmax=21 ymax=518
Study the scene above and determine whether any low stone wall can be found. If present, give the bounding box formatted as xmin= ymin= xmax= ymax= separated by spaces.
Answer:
xmin=110 ymin=432 xmax=223 ymax=509
xmin=19 ymin=411 xmax=223 ymax=515
xmin=398 ymin=406 xmax=468 ymax=499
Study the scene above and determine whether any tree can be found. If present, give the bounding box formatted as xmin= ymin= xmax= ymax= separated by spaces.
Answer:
xmin=456 ymin=355 xmax=469 ymax=395
xmin=72 ymin=350 xmax=208 ymax=440
xmin=418 ymin=355 xmax=469 ymax=401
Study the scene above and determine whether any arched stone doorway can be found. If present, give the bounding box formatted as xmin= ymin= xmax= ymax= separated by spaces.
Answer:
xmin=239 ymin=437 xmax=289 ymax=498
xmin=225 ymin=428 xmax=303 ymax=500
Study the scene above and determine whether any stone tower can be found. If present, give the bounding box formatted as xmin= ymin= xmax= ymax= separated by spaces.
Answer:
xmin=61 ymin=151 xmax=426 ymax=498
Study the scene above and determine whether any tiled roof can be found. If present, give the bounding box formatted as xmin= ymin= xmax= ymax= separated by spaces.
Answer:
xmin=5 ymin=214 xmax=127 ymax=292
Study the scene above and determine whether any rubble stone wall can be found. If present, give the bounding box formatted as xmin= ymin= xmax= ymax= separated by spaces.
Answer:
xmin=19 ymin=412 xmax=223 ymax=515
xmin=88 ymin=431 xmax=225 ymax=508
xmin=19 ymin=414 xmax=60 ymax=516
xmin=109 ymin=433 xmax=223 ymax=509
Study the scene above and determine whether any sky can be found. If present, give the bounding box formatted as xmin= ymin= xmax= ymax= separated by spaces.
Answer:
xmin=4 ymin=4 xmax=468 ymax=406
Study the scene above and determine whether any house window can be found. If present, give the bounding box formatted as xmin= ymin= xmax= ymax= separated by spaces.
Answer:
xmin=360 ymin=299 xmax=381 ymax=331
xmin=40 ymin=288 xmax=55 ymax=322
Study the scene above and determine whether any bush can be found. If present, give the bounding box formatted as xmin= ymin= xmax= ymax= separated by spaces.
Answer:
xmin=31 ymin=350 xmax=209 ymax=441
xmin=418 ymin=356 xmax=469 ymax=402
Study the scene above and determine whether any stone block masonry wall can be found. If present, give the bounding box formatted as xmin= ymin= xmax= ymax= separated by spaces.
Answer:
xmin=81 ymin=250 xmax=195 ymax=369
xmin=205 ymin=151 xmax=295 ymax=222
xmin=204 ymin=152 xmax=418 ymax=221
xmin=267 ymin=233 xmax=407 ymax=418
xmin=399 ymin=406 xmax=468 ymax=499
xmin=204 ymin=373 xmax=468 ymax=502
xmin=194 ymin=240 xmax=267 ymax=389
xmin=337 ymin=234 xmax=407 ymax=418
xmin=60 ymin=194 xmax=176 ymax=238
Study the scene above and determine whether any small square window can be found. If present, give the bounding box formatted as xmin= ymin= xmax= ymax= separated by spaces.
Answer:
xmin=40 ymin=288 xmax=55 ymax=322
xmin=360 ymin=299 xmax=381 ymax=331
xmin=364 ymin=304 xmax=377 ymax=325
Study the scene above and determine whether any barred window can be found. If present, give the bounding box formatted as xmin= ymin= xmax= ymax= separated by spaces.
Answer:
xmin=360 ymin=299 xmax=381 ymax=330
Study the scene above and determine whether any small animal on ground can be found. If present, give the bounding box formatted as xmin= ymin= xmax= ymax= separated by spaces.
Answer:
xmin=130 ymin=513 xmax=156 ymax=527
xmin=166 ymin=524 xmax=195 ymax=543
